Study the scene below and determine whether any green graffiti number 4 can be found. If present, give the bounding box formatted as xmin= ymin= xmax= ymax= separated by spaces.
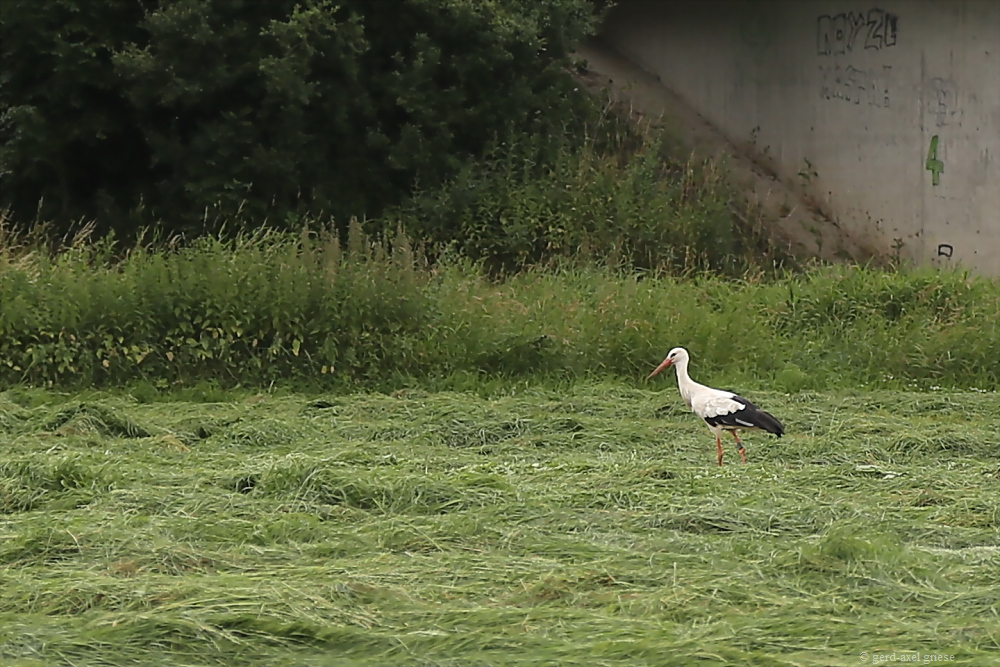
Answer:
xmin=926 ymin=135 xmax=944 ymax=186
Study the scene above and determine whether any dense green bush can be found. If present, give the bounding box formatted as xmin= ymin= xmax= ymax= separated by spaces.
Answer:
xmin=1 ymin=0 xmax=598 ymax=235
xmin=0 ymin=221 xmax=427 ymax=386
xmin=391 ymin=112 xmax=782 ymax=275
xmin=2 ymin=223 xmax=997 ymax=391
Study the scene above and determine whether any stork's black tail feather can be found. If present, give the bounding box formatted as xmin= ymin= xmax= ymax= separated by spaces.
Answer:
xmin=712 ymin=395 xmax=785 ymax=437
xmin=753 ymin=409 xmax=785 ymax=437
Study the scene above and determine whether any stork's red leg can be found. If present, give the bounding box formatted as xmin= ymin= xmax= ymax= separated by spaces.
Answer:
xmin=716 ymin=435 xmax=724 ymax=466
xmin=730 ymin=431 xmax=748 ymax=464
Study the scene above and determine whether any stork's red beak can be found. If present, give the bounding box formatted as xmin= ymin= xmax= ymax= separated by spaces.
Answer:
xmin=647 ymin=358 xmax=673 ymax=379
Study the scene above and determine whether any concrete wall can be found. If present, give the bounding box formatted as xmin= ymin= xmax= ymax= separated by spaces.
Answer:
xmin=601 ymin=0 xmax=1000 ymax=275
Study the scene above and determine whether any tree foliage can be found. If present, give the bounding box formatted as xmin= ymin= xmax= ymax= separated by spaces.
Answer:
xmin=1 ymin=0 xmax=598 ymax=235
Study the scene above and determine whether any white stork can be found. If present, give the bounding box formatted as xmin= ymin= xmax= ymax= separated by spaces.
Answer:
xmin=647 ymin=347 xmax=784 ymax=466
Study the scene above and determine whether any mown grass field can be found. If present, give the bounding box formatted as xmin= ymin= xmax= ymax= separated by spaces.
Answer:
xmin=2 ymin=383 xmax=998 ymax=666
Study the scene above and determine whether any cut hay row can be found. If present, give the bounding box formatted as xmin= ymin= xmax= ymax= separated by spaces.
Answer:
xmin=1 ymin=385 xmax=997 ymax=665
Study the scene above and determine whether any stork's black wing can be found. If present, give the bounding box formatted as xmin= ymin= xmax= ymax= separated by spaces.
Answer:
xmin=703 ymin=395 xmax=784 ymax=436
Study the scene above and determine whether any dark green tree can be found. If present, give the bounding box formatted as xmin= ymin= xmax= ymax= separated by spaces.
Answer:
xmin=1 ymin=0 xmax=598 ymax=236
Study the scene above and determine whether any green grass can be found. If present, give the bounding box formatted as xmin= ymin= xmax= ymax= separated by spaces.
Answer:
xmin=2 ymin=384 xmax=998 ymax=666
xmin=3 ymin=223 xmax=999 ymax=391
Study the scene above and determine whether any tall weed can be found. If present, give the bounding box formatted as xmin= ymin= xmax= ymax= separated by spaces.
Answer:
xmin=2 ymin=224 xmax=997 ymax=391
xmin=392 ymin=99 xmax=785 ymax=276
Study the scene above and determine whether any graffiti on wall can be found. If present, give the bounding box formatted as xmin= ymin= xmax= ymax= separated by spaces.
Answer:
xmin=926 ymin=135 xmax=944 ymax=186
xmin=819 ymin=64 xmax=892 ymax=108
xmin=815 ymin=9 xmax=898 ymax=107
xmin=816 ymin=9 xmax=898 ymax=56
xmin=925 ymin=77 xmax=961 ymax=127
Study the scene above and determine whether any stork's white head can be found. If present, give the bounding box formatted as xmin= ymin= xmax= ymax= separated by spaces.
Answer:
xmin=647 ymin=346 xmax=689 ymax=379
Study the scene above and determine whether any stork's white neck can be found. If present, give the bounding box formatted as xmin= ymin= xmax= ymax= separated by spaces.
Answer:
xmin=673 ymin=355 xmax=690 ymax=383
xmin=673 ymin=355 xmax=705 ymax=407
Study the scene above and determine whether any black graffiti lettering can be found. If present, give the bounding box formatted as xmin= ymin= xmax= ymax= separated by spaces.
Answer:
xmin=849 ymin=13 xmax=867 ymax=46
xmin=926 ymin=77 xmax=960 ymax=127
xmin=865 ymin=9 xmax=899 ymax=50
xmin=866 ymin=10 xmax=883 ymax=49
xmin=817 ymin=8 xmax=899 ymax=55
xmin=937 ymin=244 xmax=954 ymax=258
xmin=819 ymin=64 xmax=892 ymax=108
xmin=884 ymin=13 xmax=898 ymax=47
